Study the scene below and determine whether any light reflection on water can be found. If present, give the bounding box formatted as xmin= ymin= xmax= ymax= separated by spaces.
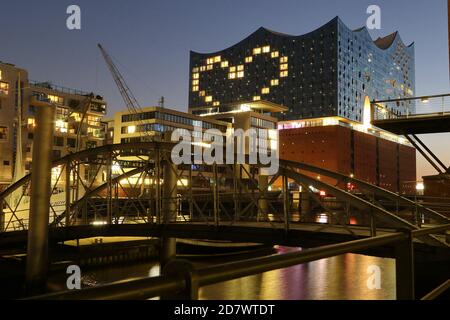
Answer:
xmin=198 ymin=247 xmax=395 ymax=300
xmin=49 ymin=246 xmax=396 ymax=300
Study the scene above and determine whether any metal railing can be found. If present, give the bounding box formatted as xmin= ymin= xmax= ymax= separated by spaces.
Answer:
xmin=29 ymin=80 xmax=92 ymax=97
xmin=28 ymin=224 xmax=450 ymax=300
xmin=371 ymin=93 xmax=450 ymax=121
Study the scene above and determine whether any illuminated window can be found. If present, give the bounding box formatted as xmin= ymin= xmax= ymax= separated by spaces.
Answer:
xmin=280 ymin=64 xmax=288 ymax=70
xmin=200 ymin=66 xmax=206 ymax=72
xmin=280 ymin=56 xmax=288 ymax=63
xmin=213 ymin=101 xmax=220 ymax=106
xmin=192 ymin=73 xmax=199 ymax=79
xmin=213 ymin=56 xmax=221 ymax=63
xmin=55 ymin=120 xmax=68 ymax=133
xmin=245 ymin=56 xmax=253 ymax=63
xmin=237 ymin=65 xmax=244 ymax=71
xmin=192 ymin=86 xmax=199 ymax=92
xmin=271 ymin=51 xmax=279 ymax=58
xmin=228 ymin=73 xmax=236 ymax=79
xmin=253 ymin=96 xmax=261 ymax=101
xmin=199 ymin=90 xmax=206 ymax=97
xmin=127 ymin=125 xmax=136 ymax=134
xmin=261 ymin=87 xmax=270 ymax=94
xmin=72 ymin=112 xmax=82 ymax=122
xmin=229 ymin=66 xmax=236 ymax=72
xmin=280 ymin=71 xmax=288 ymax=77
xmin=0 ymin=70 xmax=2 ymax=80
xmin=205 ymin=96 xmax=213 ymax=102
xmin=192 ymin=67 xmax=199 ymax=73
xmin=253 ymin=47 xmax=261 ymax=55
xmin=262 ymin=45 xmax=270 ymax=53
xmin=87 ymin=115 xmax=101 ymax=126
xmin=207 ymin=58 xmax=214 ymax=64
xmin=270 ymin=79 xmax=279 ymax=86
xmin=207 ymin=64 xmax=213 ymax=70
xmin=221 ymin=61 xmax=229 ymax=68
xmin=192 ymin=79 xmax=199 ymax=85
xmin=0 ymin=81 xmax=9 ymax=95
xmin=28 ymin=118 xmax=36 ymax=127
xmin=0 ymin=126 xmax=7 ymax=141
xmin=237 ymin=71 xmax=244 ymax=78
xmin=48 ymin=95 xmax=64 ymax=104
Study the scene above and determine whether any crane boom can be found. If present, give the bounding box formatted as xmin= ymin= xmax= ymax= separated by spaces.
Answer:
xmin=97 ymin=43 xmax=141 ymax=115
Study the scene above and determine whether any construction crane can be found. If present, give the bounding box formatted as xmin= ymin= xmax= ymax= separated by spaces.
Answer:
xmin=98 ymin=44 xmax=142 ymax=115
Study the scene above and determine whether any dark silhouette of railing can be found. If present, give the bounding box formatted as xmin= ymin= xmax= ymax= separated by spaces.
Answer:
xmin=28 ymin=224 xmax=450 ymax=300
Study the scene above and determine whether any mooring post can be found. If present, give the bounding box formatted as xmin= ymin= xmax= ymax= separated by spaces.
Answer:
xmin=282 ymin=174 xmax=290 ymax=233
xmin=0 ymin=198 xmax=4 ymax=232
xmin=155 ymin=147 xmax=161 ymax=224
xmin=161 ymin=139 xmax=177 ymax=268
xmin=106 ymin=151 xmax=113 ymax=225
xmin=213 ymin=163 xmax=219 ymax=227
xmin=161 ymin=259 xmax=199 ymax=300
xmin=26 ymin=101 xmax=55 ymax=291
xmin=65 ymin=160 xmax=71 ymax=227
xmin=395 ymin=230 xmax=415 ymax=300
xmin=258 ymin=171 xmax=269 ymax=221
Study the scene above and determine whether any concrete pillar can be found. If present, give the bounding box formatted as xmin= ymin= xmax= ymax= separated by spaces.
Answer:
xmin=160 ymin=141 xmax=177 ymax=268
xmin=213 ymin=163 xmax=219 ymax=227
xmin=395 ymin=232 xmax=415 ymax=300
xmin=65 ymin=160 xmax=71 ymax=227
xmin=282 ymin=175 xmax=290 ymax=233
xmin=26 ymin=102 xmax=55 ymax=291
xmin=106 ymin=153 xmax=113 ymax=225
xmin=258 ymin=171 xmax=269 ymax=221
xmin=0 ymin=200 xmax=4 ymax=232
xmin=233 ymin=164 xmax=241 ymax=221
xmin=162 ymin=159 xmax=177 ymax=223
xmin=300 ymin=191 xmax=311 ymax=220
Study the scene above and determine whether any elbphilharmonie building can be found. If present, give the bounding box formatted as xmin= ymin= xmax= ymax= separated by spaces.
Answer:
xmin=188 ymin=17 xmax=415 ymax=123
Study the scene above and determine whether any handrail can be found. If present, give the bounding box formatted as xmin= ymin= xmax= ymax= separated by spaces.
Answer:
xmin=411 ymin=224 xmax=450 ymax=237
xmin=27 ymin=223 xmax=450 ymax=300
xmin=29 ymin=232 xmax=407 ymax=300
xmin=421 ymin=279 xmax=450 ymax=300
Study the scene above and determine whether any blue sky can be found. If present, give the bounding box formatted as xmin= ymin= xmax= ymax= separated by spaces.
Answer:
xmin=0 ymin=0 xmax=448 ymax=177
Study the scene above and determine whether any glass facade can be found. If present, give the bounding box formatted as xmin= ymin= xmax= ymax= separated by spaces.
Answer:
xmin=188 ymin=17 xmax=415 ymax=123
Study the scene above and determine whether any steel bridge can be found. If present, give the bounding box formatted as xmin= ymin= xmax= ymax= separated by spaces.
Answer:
xmin=0 ymin=142 xmax=449 ymax=299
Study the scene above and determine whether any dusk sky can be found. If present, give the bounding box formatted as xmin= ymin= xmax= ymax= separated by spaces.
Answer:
xmin=0 ymin=0 xmax=448 ymax=178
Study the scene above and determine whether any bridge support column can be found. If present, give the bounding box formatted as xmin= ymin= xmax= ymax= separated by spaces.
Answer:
xmin=300 ymin=191 xmax=310 ymax=221
xmin=160 ymin=152 xmax=177 ymax=268
xmin=258 ymin=172 xmax=269 ymax=221
xmin=282 ymin=175 xmax=290 ymax=233
xmin=162 ymin=259 xmax=198 ymax=300
xmin=106 ymin=152 xmax=113 ymax=225
xmin=65 ymin=160 xmax=71 ymax=227
xmin=233 ymin=164 xmax=241 ymax=221
xmin=0 ymin=199 xmax=4 ymax=232
xmin=213 ymin=163 xmax=219 ymax=227
xmin=26 ymin=103 xmax=55 ymax=291
xmin=395 ymin=231 xmax=415 ymax=300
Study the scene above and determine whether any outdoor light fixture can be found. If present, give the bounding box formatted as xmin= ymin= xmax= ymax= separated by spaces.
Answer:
xmin=416 ymin=182 xmax=425 ymax=191
xmin=421 ymin=97 xmax=429 ymax=103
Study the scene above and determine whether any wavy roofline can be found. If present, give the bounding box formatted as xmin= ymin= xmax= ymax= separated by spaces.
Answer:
xmin=191 ymin=16 xmax=414 ymax=56
xmin=190 ymin=16 xmax=339 ymax=56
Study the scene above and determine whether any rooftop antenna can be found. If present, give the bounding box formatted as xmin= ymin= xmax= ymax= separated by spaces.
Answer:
xmin=159 ymin=96 xmax=165 ymax=109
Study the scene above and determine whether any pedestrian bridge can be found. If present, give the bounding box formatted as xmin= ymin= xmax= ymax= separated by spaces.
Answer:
xmin=0 ymin=142 xmax=448 ymax=249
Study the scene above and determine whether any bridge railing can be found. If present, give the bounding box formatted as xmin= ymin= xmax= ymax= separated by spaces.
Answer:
xmin=28 ymin=224 xmax=450 ymax=301
xmin=371 ymin=93 xmax=450 ymax=120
